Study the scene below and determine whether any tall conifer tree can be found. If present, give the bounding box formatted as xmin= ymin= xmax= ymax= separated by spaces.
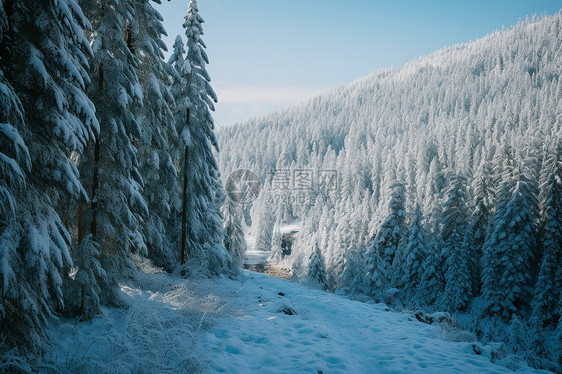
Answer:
xmin=0 ymin=0 xmax=96 ymax=350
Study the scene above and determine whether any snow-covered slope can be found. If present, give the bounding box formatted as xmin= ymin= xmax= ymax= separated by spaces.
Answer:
xmin=201 ymin=272 xmax=549 ymax=374
xmin=22 ymin=270 xmax=550 ymax=373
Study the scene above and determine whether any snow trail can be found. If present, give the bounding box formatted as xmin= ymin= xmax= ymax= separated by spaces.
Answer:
xmin=201 ymin=271 xmax=549 ymax=374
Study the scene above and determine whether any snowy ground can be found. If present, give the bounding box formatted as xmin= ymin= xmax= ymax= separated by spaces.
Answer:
xmin=46 ymin=267 xmax=232 ymax=373
xmin=44 ymin=268 xmax=550 ymax=373
xmin=200 ymin=272 xmax=548 ymax=374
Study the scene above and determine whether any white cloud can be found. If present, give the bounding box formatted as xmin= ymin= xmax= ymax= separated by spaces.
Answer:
xmin=215 ymin=85 xmax=328 ymax=104
xmin=212 ymin=85 xmax=329 ymax=127
xmin=213 ymin=102 xmax=282 ymax=128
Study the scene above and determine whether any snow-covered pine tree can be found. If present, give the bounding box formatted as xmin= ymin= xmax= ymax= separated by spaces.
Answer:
xmin=419 ymin=241 xmax=444 ymax=307
xmin=356 ymin=245 xmax=387 ymax=301
xmin=530 ymin=141 xmax=562 ymax=328
xmin=341 ymin=244 xmax=363 ymax=292
xmin=130 ymin=0 xmax=179 ymax=271
xmin=252 ymin=191 xmax=276 ymax=253
xmin=3 ymin=0 xmax=97 ymax=203
xmin=270 ymin=224 xmax=283 ymax=263
xmin=0 ymin=2 xmax=28 ymax=233
xmin=507 ymin=315 xmax=530 ymax=356
xmin=329 ymin=212 xmax=352 ymax=289
xmin=0 ymin=0 xmax=97 ymax=350
xmin=0 ymin=109 xmax=26 ymax=234
xmin=0 ymin=5 xmax=33 ymax=349
xmin=470 ymin=157 xmax=495 ymax=295
xmin=168 ymin=34 xmax=191 ymax=266
xmin=482 ymin=161 xmax=537 ymax=319
xmin=327 ymin=230 xmax=348 ymax=290
xmin=424 ymin=156 xmax=446 ymax=234
xmin=222 ymin=197 xmax=246 ymax=270
xmin=328 ymin=201 xmax=354 ymax=290
xmin=440 ymin=173 xmax=472 ymax=311
xmin=67 ymin=234 xmax=105 ymax=317
xmin=372 ymin=182 xmax=407 ymax=284
xmin=401 ymin=205 xmax=428 ymax=304
xmin=307 ymin=242 xmax=327 ymax=290
xmin=78 ymin=0 xmax=148 ymax=302
xmin=171 ymin=0 xmax=224 ymax=268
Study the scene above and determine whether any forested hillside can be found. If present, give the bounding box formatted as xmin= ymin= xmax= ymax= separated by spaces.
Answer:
xmin=217 ymin=13 xmax=562 ymax=371
xmin=0 ymin=0 xmax=238 ymax=361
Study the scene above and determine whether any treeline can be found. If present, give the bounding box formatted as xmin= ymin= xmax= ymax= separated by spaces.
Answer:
xmin=217 ymin=13 xmax=562 ymax=371
xmin=0 ymin=0 xmax=238 ymax=356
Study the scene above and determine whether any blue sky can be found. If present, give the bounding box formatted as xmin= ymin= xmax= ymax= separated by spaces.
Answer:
xmin=155 ymin=1 xmax=561 ymax=126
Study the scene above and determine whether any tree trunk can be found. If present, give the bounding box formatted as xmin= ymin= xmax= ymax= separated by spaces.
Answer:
xmin=90 ymin=136 xmax=100 ymax=240
xmin=77 ymin=202 xmax=84 ymax=242
xmin=90 ymin=63 xmax=103 ymax=240
xmin=180 ymin=146 xmax=189 ymax=266
xmin=180 ymin=110 xmax=191 ymax=268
